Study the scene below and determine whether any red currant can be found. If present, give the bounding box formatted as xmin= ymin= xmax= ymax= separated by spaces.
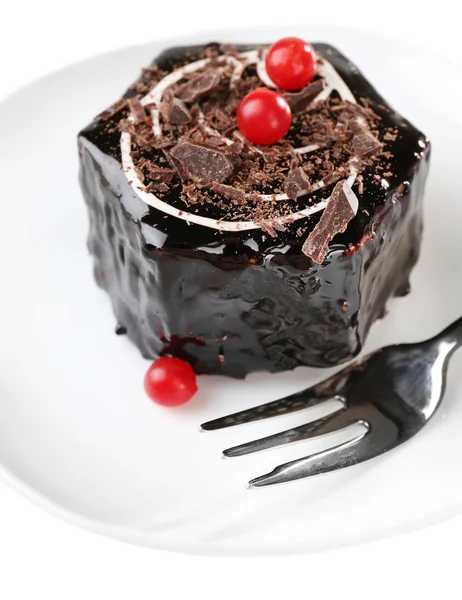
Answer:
xmin=144 ymin=357 xmax=198 ymax=407
xmin=265 ymin=37 xmax=316 ymax=91
xmin=236 ymin=88 xmax=292 ymax=145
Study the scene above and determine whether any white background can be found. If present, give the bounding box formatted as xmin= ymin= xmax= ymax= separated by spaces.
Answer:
xmin=1 ymin=1 xmax=461 ymax=598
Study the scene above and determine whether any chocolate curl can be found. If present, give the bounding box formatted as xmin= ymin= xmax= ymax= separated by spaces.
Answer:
xmin=128 ymin=97 xmax=148 ymax=123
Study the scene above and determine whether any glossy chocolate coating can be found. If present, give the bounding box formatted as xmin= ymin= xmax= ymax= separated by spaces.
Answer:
xmin=78 ymin=43 xmax=430 ymax=377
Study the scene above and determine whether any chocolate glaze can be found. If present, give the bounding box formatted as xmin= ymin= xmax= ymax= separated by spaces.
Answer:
xmin=78 ymin=43 xmax=430 ymax=377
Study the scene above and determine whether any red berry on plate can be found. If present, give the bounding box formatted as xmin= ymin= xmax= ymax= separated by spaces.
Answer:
xmin=237 ymin=88 xmax=292 ymax=145
xmin=144 ymin=357 xmax=198 ymax=407
xmin=265 ymin=37 xmax=316 ymax=91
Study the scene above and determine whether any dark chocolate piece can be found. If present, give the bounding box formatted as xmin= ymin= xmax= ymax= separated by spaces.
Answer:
xmin=284 ymin=80 xmax=325 ymax=112
xmin=351 ymin=124 xmax=383 ymax=158
xmin=177 ymin=71 xmax=222 ymax=103
xmin=171 ymin=99 xmax=192 ymax=124
xmin=164 ymin=96 xmax=192 ymax=125
xmin=283 ymin=167 xmax=312 ymax=200
xmin=170 ymin=141 xmax=235 ymax=183
xmin=163 ymin=149 xmax=189 ymax=181
xmin=302 ymin=180 xmax=358 ymax=263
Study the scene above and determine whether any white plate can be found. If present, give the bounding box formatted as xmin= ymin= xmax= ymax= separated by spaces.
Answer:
xmin=1 ymin=25 xmax=462 ymax=556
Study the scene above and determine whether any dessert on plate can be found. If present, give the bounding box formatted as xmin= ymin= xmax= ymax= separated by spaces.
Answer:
xmin=78 ymin=38 xmax=430 ymax=383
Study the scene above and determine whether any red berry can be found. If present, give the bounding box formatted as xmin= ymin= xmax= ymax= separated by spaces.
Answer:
xmin=237 ymin=88 xmax=292 ymax=145
xmin=265 ymin=37 xmax=316 ymax=91
xmin=144 ymin=357 xmax=198 ymax=407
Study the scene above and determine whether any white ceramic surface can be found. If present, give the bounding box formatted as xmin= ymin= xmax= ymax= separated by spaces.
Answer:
xmin=1 ymin=26 xmax=462 ymax=556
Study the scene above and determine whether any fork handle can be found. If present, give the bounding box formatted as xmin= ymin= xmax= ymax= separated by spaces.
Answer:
xmin=435 ymin=317 xmax=462 ymax=350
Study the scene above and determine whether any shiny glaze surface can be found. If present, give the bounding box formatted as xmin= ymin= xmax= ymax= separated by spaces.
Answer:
xmin=78 ymin=43 xmax=430 ymax=376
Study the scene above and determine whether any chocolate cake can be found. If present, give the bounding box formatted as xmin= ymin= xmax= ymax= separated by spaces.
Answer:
xmin=78 ymin=42 xmax=430 ymax=378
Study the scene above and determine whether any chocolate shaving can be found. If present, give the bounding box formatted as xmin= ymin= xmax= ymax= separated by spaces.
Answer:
xmin=146 ymin=181 xmax=169 ymax=193
xmin=134 ymin=166 xmax=145 ymax=183
xmin=210 ymin=182 xmax=246 ymax=204
xmin=213 ymin=107 xmax=232 ymax=127
xmin=302 ymin=180 xmax=359 ymax=263
xmin=284 ymin=80 xmax=326 ymax=113
xmin=322 ymin=170 xmax=343 ymax=187
xmin=119 ymin=123 xmax=153 ymax=150
xmin=177 ymin=71 xmax=222 ymax=103
xmin=170 ymin=141 xmax=235 ymax=184
xmin=351 ymin=124 xmax=383 ymax=158
xmin=119 ymin=119 xmax=152 ymax=147
xmin=257 ymin=220 xmax=278 ymax=238
xmin=170 ymin=97 xmax=192 ymax=125
xmin=159 ymin=90 xmax=173 ymax=121
xmin=290 ymin=151 xmax=300 ymax=168
xmin=334 ymin=100 xmax=381 ymax=121
xmin=150 ymin=136 xmax=175 ymax=149
xmin=283 ymin=167 xmax=312 ymax=200
xmin=222 ymin=124 xmax=238 ymax=137
xmin=383 ymin=130 xmax=398 ymax=141
xmin=128 ymin=97 xmax=148 ymax=123
xmin=144 ymin=163 xmax=175 ymax=183
xmin=131 ymin=132 xmax=152 ymax=150
xmin=205 ymin=137 xmax=227 ymax=147
xmin=228 ymin=138 xmax=244 ymax=154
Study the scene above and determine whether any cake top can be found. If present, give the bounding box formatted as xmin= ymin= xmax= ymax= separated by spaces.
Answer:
xmin=80 ymin=41 xmax=428 ymax=263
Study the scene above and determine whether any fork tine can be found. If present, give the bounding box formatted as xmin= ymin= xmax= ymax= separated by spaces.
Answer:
xmin=201 ymin=389 xmax=343 ymax=431
xmin=223 ymin=403 xmax=357 ymax=457
xmin=248 ymin=423 xmax=377 ymax=487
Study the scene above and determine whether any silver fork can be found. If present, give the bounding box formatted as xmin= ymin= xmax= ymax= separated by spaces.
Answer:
xmin=201 ymin=318 xmax=462 ymax=487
